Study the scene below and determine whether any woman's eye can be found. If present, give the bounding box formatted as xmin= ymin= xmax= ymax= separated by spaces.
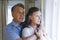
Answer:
xmin=34 ymin=16 xmax=39 ymax=18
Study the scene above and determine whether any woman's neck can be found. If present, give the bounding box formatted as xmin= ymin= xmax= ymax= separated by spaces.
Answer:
xmin=30 ymin=22 xmax=37 ymax=30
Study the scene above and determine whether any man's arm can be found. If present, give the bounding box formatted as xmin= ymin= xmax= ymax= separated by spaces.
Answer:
xmin=22 ymin=35 xmax=37 ymax=40
xmin=16 ymin=38 xmax=22 ymax=40
xmin=4 ymin=28 xmax=21 ymax=40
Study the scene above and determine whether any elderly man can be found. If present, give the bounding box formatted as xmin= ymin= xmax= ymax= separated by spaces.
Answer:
xmin=4 ymin=3 xmax=24 ymax=40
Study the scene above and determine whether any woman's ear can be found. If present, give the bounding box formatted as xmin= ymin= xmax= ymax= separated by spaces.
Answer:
xmin=29 ymin=16 xmax=32 ymax=20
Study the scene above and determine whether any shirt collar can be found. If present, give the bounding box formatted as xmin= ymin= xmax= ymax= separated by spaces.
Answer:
xmin=11 ymin=21 xmax=23 ymax=31
xmin=29 ymin=25 xmax=34 ymax=30
xmin=11 ymin=21 xmax=21 ymax=27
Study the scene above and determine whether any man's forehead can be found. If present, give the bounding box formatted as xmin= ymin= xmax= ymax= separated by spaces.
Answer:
xmin=16 ymin=6 xmax=24 ymax=10
xmin=15 ymin=6 xmax=24 ymax=12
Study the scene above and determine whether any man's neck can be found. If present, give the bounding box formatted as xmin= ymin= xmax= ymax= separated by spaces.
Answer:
xmin=13 ymin=19 xmax=21 ymax=25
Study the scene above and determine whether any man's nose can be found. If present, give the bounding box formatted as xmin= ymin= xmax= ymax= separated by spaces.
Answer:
xmin=20 ymin=14 xmax=24 ymax=18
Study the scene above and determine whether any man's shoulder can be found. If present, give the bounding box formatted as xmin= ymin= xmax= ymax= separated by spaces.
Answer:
xmin=3 ymin=22 xmax=21 ymax=40
xmin=4 ymin=22 xmax=13 ymax=30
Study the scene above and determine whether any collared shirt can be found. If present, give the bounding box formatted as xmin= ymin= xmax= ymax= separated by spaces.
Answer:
xmin=4 ymin=21 xmax=22 ymax=40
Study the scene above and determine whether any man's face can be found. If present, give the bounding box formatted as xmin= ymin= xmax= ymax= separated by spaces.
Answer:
xmin=12 ymin=6 xmax=24 ymax=24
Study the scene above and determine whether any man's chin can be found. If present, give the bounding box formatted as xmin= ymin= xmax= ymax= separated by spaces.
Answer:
xmin=20 ymin=20 xmax=24 ymax=22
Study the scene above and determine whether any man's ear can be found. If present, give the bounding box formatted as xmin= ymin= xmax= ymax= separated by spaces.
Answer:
xmin=12 ymin=12 xmax=14 ymax=17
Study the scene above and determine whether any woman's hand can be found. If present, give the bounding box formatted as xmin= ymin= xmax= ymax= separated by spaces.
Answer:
xmin=34 ymin=29 xmax=41 ymax=40
xmin=42 ymin=29 xmax=47 ymax=38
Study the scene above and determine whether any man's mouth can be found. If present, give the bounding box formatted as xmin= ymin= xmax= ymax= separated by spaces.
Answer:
xmin=19 ymin=18 xmax=24 ymax=22
xmin=19 ymin=18 xmax=23 ymax=20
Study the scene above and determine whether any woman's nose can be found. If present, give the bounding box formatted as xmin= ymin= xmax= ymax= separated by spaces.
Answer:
xmin=38 ymin=16 xmax=40 ymax=19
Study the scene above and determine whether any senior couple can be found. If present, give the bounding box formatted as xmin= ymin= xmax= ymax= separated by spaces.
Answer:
xmin=4 ymin=3 xmax=47 ymax=40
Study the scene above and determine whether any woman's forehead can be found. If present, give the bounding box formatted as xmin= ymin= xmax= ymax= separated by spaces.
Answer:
xmin=32 ymin=11 xmax=41 ymax=15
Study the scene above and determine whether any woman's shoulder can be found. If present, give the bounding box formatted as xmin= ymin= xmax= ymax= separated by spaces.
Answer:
xmin=22 ymin=27 xmax=34 ymax=38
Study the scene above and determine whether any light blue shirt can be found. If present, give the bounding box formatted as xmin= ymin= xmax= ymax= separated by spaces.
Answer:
xmin=4 ymin=21 xmax=22 ymax=40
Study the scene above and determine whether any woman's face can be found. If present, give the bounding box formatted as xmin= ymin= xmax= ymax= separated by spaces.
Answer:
xmin=30 ymin=10 xmax=41 ymax=25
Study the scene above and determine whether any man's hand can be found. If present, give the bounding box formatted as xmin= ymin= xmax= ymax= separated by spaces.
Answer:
xmin=16 ymin=38 xmax=22 ymax=40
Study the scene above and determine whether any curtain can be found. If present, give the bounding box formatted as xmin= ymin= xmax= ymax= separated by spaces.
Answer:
xmin=1 ymin=0 xmax=7 ymax=40
xmin=45 ymin=0 xmax=60 ymax=40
